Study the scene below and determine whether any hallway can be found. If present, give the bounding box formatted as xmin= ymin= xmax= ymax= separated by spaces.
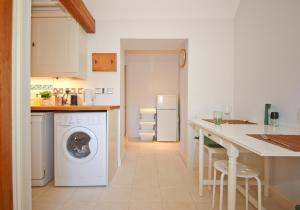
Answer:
xmin=32 ymin=140 xmax=284 ymax=210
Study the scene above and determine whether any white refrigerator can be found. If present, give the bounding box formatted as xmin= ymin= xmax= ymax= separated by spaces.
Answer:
xmin=156 ymin=95 xmax=178 ymax=142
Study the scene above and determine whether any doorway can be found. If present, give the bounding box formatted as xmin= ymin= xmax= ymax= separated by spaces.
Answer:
xmin=120 ymin=39 xmax=188 ymax=156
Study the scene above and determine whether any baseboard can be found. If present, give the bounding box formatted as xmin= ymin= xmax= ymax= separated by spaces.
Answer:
xmin=269 ymin=187 xmax=296 ymax=210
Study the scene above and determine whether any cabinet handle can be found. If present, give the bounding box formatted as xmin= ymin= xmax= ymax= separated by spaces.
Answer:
xmin=32 ymin=42 xmax=35 ymax=47
xmin=111 ymin=59 xmax=114 ymax=64
xmin=94 ymin=59 xmax=97 ymax=65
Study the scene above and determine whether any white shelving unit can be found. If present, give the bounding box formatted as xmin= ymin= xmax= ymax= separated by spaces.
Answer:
xmin=138 ymin=108 xmax=156 ymax=141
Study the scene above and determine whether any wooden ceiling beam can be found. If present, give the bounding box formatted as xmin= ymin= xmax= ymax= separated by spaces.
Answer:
xmin=59 ymin=0 xmax=95 ymax=33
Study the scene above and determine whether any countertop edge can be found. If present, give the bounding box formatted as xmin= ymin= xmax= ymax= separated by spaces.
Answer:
xmin=31 ymin=106 xmax=120 ymax=111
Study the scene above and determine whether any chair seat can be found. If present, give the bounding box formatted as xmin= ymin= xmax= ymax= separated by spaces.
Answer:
xmin=194 ymin=136 xmax=223 ymax=148
xmin=214 ymin=160 xmax=259 ymax=178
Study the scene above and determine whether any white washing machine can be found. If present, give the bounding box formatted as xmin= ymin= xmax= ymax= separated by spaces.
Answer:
xmin=54 ymin=112 xmax=107 ymax=186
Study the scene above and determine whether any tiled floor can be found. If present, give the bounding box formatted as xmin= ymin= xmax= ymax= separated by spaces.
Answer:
xmin=32 ymin=140 xmax=286 ymax=210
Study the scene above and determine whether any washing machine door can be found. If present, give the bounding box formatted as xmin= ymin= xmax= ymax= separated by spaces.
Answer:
xmin=62 ymin=126 xmax=98 ymax=163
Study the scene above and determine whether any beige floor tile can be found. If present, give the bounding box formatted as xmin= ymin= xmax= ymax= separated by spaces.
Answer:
xmin=32 ymin=139 xmax=289 ymax=210
xmin=162 ymin=201 xmax=197 ymax=210
xmin=111 ymin=168 xmax=135 ymax=187
xmin=101 ymin=187 xmax=132 ymax=202
xmin=129 ymin=201 xmax=163 ymax=210
xmin=32 ymin=185 xmax=50 ymax=202
xmin=37 ymin=186 xmax=75 ymax=205
xmin=190 ymin=188 xmax=212 ymax=204
xmin=94 ymin=202 xmax=129 ymax=210
xmin=130 ymin=187 xmax=161 ymax=202
xmin=133 ymin=171 xmax=159 ymax=188
xmin=67 ymin=187 xmax=104 ymax=203
xmin=160 ymin=187 xmax=193 ymax=203
xmin=57 ymin=201 xmax=97 ymax=210
xmin=195 ymin=202 xmax=214 ymax=210
xmin=32 ymin=201 xmax=61 ymax=210
xmin=158 ymin=173 xmax=191 ymax=189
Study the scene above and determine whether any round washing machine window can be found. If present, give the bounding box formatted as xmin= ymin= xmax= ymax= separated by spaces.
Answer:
xmin=62 ymin=127 xmax=98 ymax=163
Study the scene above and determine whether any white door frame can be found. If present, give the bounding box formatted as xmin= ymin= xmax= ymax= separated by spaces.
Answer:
xmin=12 ymin=0 xmax=32 ymax=209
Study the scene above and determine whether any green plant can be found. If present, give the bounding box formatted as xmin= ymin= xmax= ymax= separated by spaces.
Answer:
xmin=40 ymin=91 xmax=52 ymax=99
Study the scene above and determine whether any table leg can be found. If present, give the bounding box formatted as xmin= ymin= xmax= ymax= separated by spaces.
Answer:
xmin=208 ymin=151 xmax=212 ymax=190
xmin=227 ymin=144 xmax=239 ymax=210
xmin=264 ymin=157 xmax=271 ymax=197
xmin=199 ymin=128 xmax=205 ymax=196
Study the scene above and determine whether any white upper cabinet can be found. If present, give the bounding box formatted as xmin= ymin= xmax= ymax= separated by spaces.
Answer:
xmin=31 ymin=17 xmax=87 ymax=79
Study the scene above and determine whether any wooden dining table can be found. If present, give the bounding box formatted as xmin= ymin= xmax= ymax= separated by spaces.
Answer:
xmin=189 ymin=119 xmax=300 ymax=210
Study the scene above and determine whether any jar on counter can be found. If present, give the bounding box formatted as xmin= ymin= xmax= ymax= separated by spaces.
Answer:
xmin=270 ymin=112 xmax=279 ymax=127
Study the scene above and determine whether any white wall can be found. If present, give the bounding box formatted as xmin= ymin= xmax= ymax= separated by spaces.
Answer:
xmin=235 ymin=0 xmax=300 ymax=202
xmin=82 ymin=0 xmax=237 ymax=162
xmin=32 ymin=0 xmax=235 ymax=163
xmin=179 ymin=43 xmax=189 ymax=159
xmin=126 ymin=54 xmax=179 ymax=138
xmin=84 ymin=0 xmax=240 ymax=19
xmin=90 ymin=18 xmax=233 ymax=162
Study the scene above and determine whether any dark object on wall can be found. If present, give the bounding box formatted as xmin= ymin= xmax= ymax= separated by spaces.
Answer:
xmin=92 ymin=53 xmax=117 ymax=72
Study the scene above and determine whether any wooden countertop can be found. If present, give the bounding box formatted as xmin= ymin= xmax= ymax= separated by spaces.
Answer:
xmin=31 ymin=105 xmax=120 ymax=111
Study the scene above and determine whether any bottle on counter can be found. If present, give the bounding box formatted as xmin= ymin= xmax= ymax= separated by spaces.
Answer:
xmin=264 ymin=104 xmax=272 ymax=125
xmin=270 ymin=112 xmax=279 ymax=127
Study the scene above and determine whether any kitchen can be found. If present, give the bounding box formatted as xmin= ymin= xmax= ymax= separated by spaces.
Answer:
xmin=1 ymin=0 xmax=300 ymax=210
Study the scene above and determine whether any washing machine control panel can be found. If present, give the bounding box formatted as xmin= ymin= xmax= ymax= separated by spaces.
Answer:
xmin=55 ymin=113 xmax=105 ymax=125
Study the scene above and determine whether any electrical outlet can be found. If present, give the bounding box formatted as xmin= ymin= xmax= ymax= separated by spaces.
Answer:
xmin=70 ymin=88 xmax=76 ymax=94
xmin=58 ymin=88 xmax=64 ymax=94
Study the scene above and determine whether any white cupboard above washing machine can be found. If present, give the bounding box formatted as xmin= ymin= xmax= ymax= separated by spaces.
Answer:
xmin=31 ymin=15 xmax=87 ymax=79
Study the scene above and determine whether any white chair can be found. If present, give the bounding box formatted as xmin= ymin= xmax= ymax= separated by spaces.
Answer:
xmin=212 ymin=160 xmax=262 ymax=210
xmin=193 ymin=136 xmax=226 ymax=190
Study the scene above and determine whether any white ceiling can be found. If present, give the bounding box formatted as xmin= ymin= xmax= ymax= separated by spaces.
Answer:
xmin=121 ymin=39 xmax=187 ymax=51
xmin=84 ymin=0 xmax=241 ymax=20
xmin=32 ymin=0 xmax=241 ymax=19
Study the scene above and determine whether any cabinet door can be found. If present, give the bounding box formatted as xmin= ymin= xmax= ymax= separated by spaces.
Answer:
xmin=31 ymin=115 xmax=45 ymax=180
xmin=92 ymin=53 xmax=117 ymax=72
xmin=31 ymin=17 xmax=77 ymax=76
